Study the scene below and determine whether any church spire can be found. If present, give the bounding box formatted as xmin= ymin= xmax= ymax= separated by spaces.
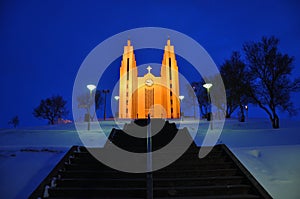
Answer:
xmin=124 ymin=39 xmax=133 ymax=54
xmin=167 ymin=36 xmax=171 ymax=46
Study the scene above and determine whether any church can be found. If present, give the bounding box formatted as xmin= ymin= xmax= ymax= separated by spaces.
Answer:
xmin=118 ymin=39 xmax=181 ymax=119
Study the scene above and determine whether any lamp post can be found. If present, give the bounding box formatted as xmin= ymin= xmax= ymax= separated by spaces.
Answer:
xmin=179 ymin=95 xmax=184 ymax=120
xmin=203 ymin=83 xmax=213 ymax=129
xmin=86 ymin=84 xmax=96 ymax=130
xmin=102 ymin=89 xmax=110 ymax=121
xmin=192 ymin=86 xmax=197 ymax=119
xmin=245 ymin=105 xmax=248 ymax=119
xmin=114 ymin=96 xmax=120 ymax=120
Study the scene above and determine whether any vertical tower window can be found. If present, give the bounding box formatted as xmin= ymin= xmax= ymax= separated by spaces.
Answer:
xmin=127 ymin=58 xmax=130 ymax=80
xmin=169 ymin=57 xmax=172 ymax=80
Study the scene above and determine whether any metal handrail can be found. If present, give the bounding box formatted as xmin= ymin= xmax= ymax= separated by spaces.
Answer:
xmin=146 ymin=114 xmax=153 ymax=199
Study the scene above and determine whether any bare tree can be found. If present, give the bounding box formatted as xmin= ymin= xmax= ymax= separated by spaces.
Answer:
xmin=8 ymin=115 xmax=19 ymax=128
xmin=77 ymin=90 xmax=103 ymax=121
xmin=33 ymin=95 xmax=69 ymax=125
xmin=243 ymin=36 xmax=300 ymax=128
xmin=190 ymin=81 xmax=210 ymax=119
xmin=220 ymin=51 xmax=251 ymax=121
xmin=188 ymin=75 xmax=226 ymax=120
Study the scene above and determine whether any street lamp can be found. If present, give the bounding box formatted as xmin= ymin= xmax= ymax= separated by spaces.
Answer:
xmin=114 ymin=96 xmax=120 ymax=120
xmin=86 ymin=84 xmax=96 ymax=130
xmin=87 ymin=84 xmax=96 ymax=93
xmin=102 ymin=89 xmax=110 ymax=121
xmin=203 ymin=83 xmax=213 ymax=129
xmin=192 ymin=86 xmax=197 ymax=119
xmin=179 ymin=95 xmax=184 ymax=120
xmin=245 ymin=105 xmax=248 ymax=119
xmin=203 ymin=83 xmax=213 ymax=90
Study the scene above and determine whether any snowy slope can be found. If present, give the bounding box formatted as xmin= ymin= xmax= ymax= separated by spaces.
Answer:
xmin=232 ymin=145 xmax=300 ymax=199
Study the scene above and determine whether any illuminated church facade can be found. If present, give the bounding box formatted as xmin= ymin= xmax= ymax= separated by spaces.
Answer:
xmin=118 ymin=39 xmax=181 ymax=119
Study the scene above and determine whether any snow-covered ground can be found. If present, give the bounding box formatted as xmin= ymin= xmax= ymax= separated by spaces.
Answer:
xmin=232 ymin=145 xmax=300 ymax=199
xmin=0 ymin=118 xmax=299 ymax=198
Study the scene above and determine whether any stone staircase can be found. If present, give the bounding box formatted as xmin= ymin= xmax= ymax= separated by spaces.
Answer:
xmin=30 ymin=119 xmax=272 ymax=198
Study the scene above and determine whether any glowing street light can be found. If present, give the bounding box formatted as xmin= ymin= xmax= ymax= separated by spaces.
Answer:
xmin=245 ymin=105 xmax=249 ymax=119
xmin=203 ymin=83 xmax=213 ymax=129
xmin=203 ymin=83 xmax=213 ymax=90
xmin=114 ymin=96 xmax=120 ymax=119
xmin=179 ymin=95 xmax=184 ymax=120
xmin=86 ymin=84 xmax=96 ymax=130
xmin=87 ymin=84 xmax=96 ymax=93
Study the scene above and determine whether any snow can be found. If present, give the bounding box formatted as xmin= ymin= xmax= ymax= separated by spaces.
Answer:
xmin=0 ymin=147 xmax=66 ymax=199
xmin=0 ymin=118 xmax=299 ymax=198
xmin=231 ymin=145 xmax=300 ymax=199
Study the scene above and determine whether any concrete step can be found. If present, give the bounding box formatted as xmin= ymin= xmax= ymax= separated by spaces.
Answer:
xmin=48 ymin=187 xmax=146 ymax=198
xmin=56 ymin=178 xmax=146 ymax=188
xmin=153 ymin=185 xmax=254 ymax=197
xmin=153 ymin=176 xmax=247 ymax=187
xmin=153 ymin=168 xmax=240 ymax=178
xmin=58 ymin=170 xmax=145 ymax=179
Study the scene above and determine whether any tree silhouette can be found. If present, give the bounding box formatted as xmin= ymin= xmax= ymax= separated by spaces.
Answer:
xmin=243 ymin=36 xmax=300 ymax=128
xmin=205 ymin=75 xmax=227 ymax=119
xmin=8 ymin=115 xmax=19 ymax=128
xmin=77 ymin=90 xmax=103 ymax=121
xmin=220 ymin=51 xmax=251 ymax=121
xmin=33 ymin=95 xmax=69 ymax=125
xmin=189 ymin=81 xmax=210 ymax=119
xmin=188 ymin=75 xmax=226 ymax=120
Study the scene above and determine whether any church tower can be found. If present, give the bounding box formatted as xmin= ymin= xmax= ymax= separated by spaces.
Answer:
xmin=160 ymin=39 xmax=180 ymax=118
xmin=119 ymin=40 xmax=138 ymax=118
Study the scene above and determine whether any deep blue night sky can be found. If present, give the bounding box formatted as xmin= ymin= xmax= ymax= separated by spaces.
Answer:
xmin=0 ymin=0 xmax=299 ymax=127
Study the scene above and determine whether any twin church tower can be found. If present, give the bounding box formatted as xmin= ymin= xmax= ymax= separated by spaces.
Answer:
xmin=118 ymin=39 xmax=181 ymax=119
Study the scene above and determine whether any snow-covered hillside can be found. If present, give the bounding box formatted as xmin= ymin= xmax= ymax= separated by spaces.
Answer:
xmin=0 ymin=118 xmax=299 ymax=198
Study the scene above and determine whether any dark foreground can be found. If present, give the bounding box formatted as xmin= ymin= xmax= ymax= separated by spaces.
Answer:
xmin=30 ymin=119 xmax=271 ymax=198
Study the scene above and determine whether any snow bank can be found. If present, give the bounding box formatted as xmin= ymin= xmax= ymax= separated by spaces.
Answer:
xmin=0 ymin=146 xmax=67 ymax=199
xmin=232 ymin=145 xmax=300 ymax=199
